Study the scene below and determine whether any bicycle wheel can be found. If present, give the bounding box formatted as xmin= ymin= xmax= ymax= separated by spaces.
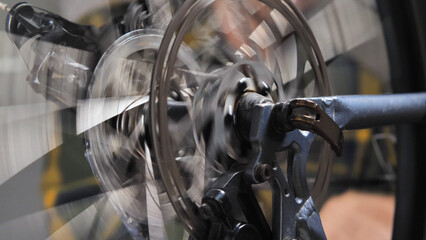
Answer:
xmin=0 ymin=0 xmax=424 ymax=239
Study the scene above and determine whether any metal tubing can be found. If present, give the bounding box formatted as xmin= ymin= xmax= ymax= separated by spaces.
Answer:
xmin=307 ymin=93 xmax=426 ymax=130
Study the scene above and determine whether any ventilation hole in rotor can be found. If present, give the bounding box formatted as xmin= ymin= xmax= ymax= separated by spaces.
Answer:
xmin=284 ymin=188 xmax=290 ymax=197
xmin=316 ymin=114 xmax=321 ymax=121
xmin=263 ymin=167 xmax=272 ymax=179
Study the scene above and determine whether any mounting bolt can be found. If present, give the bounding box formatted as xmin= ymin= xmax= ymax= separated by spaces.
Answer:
xmin=259 ymin=81 xmax=271 ymax=96
xmin=199 ymin=203 xmax=216 ymax=220
xmin=255 ymin=163 xmax=274 ymax=182
xmin=237 ymin=78 xmax=248 ymax=93
xmin=271 ymin=102 xmax=294 ymax=133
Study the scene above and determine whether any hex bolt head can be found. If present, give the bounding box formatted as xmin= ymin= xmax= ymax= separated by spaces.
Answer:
xmin=237 ymin=78 xmax=248 ymax=93
xmin=199 ymin=203 xmax=215 ymax=220
xmin=259 ymin=81 xmax=270 ymax=95
xmin=255 ymin=163 xmax=274 ymax=182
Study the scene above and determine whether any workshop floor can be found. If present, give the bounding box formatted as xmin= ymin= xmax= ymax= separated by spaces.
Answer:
xmin=321 ymin=190 xmax=395 ymax=240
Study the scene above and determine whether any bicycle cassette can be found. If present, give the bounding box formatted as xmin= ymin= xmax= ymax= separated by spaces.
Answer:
xmin=2 ymin=0 xmax=336 ymax=239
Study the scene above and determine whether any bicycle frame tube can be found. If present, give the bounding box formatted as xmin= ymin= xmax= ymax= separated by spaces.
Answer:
xmin=307 ymin=93 xmax=426 ymax=130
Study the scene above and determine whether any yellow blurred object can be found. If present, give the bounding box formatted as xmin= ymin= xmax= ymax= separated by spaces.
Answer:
xmin=41 ymin=147 xmax=62 ymax=208
xmin=48 ymin=210 xmax=77 ymax=240
xmin=359 ymin=69 xmax=382 ymax=95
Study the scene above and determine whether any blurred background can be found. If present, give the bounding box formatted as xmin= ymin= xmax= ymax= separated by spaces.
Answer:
xmin=0 ymin=0 xmax=416 ymax=239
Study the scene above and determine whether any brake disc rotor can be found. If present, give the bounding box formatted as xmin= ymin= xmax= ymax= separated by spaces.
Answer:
xmin=149 ymin=0 xmax=332 ymax=237
xmin=83 ymin=29 xmax=201 ymax=238
xmin=84 ymin=0 xmax=333 ymax=238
